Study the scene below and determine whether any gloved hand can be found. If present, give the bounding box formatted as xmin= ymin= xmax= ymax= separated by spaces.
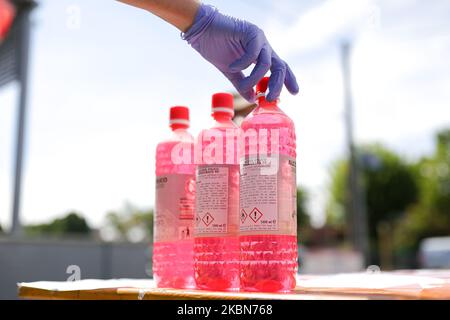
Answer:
xmin=183 ymin=4 xmax=299 ymax=102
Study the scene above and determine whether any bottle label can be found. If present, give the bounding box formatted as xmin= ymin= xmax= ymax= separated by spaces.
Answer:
xmin=154 ymin=174 xmax=195 ymax=242
xmin=239 ymin=154 xmax=297 ymax=234
xmin=195 ymin=166 xmax=229 ymax=235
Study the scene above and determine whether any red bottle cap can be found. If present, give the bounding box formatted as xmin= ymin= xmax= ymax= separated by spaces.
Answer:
xmin=256 ymin=77 xmax=276 ymax=105
xmin=211 ymin=92 xmax=234 ymax=117
xmin=256 ymin=77 xmax=269 ymax=95
xmin=169 ymin=106 xmax=190 ymax=128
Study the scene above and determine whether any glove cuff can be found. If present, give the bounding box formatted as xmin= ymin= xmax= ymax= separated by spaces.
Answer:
xmin=182 ymin=3 xmax=218 ymax=44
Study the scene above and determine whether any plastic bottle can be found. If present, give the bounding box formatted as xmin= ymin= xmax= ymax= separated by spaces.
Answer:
xmin=194 ymin=93 xmax=240 ymax=291
xmin=153 ymin=106 xmax=195 ymax=289
xmin=239 ymin=77 xmax=298 ymax=292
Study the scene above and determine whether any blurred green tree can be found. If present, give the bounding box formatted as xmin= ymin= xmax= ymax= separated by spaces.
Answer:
xmin=297 ymin=187 xmax=310 ymax=228
xmin=394 ymin=129 xmax=450 ymax=265
xmin=297 ymin=187 xmax=313 ymax=245
xmin=327 ymin=144 xmax=419 ymax=266
xmin=101 ymin=203 xmax=153 ymax=243
xmin=25 ymin=212 xmax=91 ymax=236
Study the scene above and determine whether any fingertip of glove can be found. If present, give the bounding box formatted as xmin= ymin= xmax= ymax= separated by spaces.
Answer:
xmin=266 ymin=87 xmax=279 ymax=101
xmin=289 ymin=82 xmax=300 ymax=95
xmin=238 ymin=78 xmax=254 ymax=93
xmin=266 ymin=94 xmax=277 ymax=102
xmin=242 ymin=90 xmax=256 ymax=103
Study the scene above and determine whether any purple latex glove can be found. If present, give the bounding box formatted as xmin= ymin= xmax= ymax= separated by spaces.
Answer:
xmin=183 ymin=4 xmax=299 ymax=102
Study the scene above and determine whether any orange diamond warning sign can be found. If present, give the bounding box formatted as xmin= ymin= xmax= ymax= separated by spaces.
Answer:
xmin=249 ymin=207 xmax=263 ymax=223
xmin=202 ymin=212 xmax=214 ymax=226
xmin=240 ymin=209 xmax=247 ymax=223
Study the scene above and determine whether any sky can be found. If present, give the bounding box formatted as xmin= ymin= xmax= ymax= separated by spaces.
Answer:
xmin=0 ymin=0 xmax=449 ymax=230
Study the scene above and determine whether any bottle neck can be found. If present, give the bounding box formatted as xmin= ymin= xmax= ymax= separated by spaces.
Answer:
xmin=170 ymin=124 xmax=189 ymax=131
xmin=257 ymin=95 xmax=278 ymax=108
xmin=212 ymin=113 xmax=233 ymax=123
xmin=170 ymin=126 xmax=193 ymax=143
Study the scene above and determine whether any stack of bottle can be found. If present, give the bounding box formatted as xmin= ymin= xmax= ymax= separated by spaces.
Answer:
xmin=153 ymin=77 xmax=298 ymax=292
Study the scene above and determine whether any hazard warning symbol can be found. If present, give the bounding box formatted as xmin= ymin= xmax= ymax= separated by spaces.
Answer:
xmin=249 ymin=207 xmax=263 ymax=223
xmin=202 ymin=212 xmax=214 ymax=226
xmin=240 ymin=209 xmax=247 ymax=223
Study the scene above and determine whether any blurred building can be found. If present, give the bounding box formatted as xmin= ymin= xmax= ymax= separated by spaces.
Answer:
xmin=419 ymin=237 xmax=450 ymax=269
xmin=0 ymin=236 xmax=150 ymax=299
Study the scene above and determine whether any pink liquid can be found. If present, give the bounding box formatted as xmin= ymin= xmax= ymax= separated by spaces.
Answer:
xmin=194 ymin=236 xmax=240 ymax=291
xmin=153 ymin=130 xmax=195 ymax=289
xmin=240 ymin=99 xmax=298 ymax=292
xmin=194 ymin=118 xmax=240 ymax=291
xmin=240 ymin=235 xmax=297 ymax=292
xmin=153 ymin=240 xmax=195 ymax=289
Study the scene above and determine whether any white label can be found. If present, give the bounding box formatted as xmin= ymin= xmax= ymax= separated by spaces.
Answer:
xmin=154 ymin=174 xmax=195 ymax=242
xmin=195 ymin=166 xmax=229 ymax=235
xmin=240 ymin=155 xmax=296 ymax=233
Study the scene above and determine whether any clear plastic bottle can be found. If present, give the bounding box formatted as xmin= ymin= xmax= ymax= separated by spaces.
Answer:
xmin=239 ymin=77 xmax=298 ymax=292
xmin=153 ymin=106 xmax=195 ymax=289
xmin=194 ymin=93 xmax=240 ymax=291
